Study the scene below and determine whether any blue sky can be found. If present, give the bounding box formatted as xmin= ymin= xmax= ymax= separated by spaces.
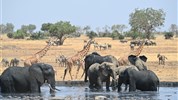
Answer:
xmin=1 ymin=0 xmax=177 ymax=32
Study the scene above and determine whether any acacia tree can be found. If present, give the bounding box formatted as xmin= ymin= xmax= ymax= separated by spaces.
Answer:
xmin=129 ymin=8 xmax=165 ymax=39
xmin=48 ymin=21 xmax=76 ymax=45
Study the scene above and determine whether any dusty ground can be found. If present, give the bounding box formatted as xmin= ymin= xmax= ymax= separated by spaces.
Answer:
xmin=0 ymin=35 xmax=177 ymax=82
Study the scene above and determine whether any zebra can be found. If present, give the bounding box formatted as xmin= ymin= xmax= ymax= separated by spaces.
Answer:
xmin=56 ymin=55 xmax=67 ymax=67
xmin=10 ymin=58 xmax=20 ymax=67
xmin=1 ymin=58 xmax=9 ymax=67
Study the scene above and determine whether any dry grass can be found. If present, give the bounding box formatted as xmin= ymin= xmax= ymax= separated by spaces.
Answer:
xmin=0 ymin=34 xmax=178 ymax=82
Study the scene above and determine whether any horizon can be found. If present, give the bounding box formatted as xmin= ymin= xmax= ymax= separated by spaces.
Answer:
xmin=1 ymin=0 xmax=177 ymax=32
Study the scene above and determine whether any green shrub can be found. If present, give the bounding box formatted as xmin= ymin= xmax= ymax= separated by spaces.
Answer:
xmin=164 ymin=32 xmax=174 ymax=39
xmin=30 ymin=32 xmax=45 ymax=40
xmin=7 ymin=33 xmax=13 ymax=38
xmin=13 ymin=30 xmax=25 ymax=39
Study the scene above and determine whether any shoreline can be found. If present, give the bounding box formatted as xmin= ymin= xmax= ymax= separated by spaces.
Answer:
xmin=55 ymin=81 xmax=178 ymax=87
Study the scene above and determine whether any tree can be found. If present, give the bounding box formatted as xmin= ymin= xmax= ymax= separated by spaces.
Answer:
xmin=41 ymin=23 xmax=53 ymax=32
xmin=28 ymin=24 xmax=36 ymax=34
xmin=5 ymin=23 xmax=14 ymax=33
xmin=111 ymin=24 xmax=127 ymax=34
xmin=21 ymin=25 xmax=29 ymax=36
xmin=86 ymin=31 xmax=98 ymax=39
xmin=0 ymin=24 xmax=6 ymax=33
xmin=169 ymin=24 xmax=177 ymax=35
xmin=48 ymin=21 xmax=76 ymax=45
xmin=129 ymin=8 xmax=165 ymax=39
xmin=83 ymin=25 xmax=91 ymax=34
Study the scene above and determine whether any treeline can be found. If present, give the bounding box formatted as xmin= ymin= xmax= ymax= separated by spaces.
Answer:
xmin=1 ymin=8 xmax=177 ymax=44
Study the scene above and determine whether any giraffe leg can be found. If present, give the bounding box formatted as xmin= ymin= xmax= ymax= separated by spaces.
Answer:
xmin=63 ymin=68 xmax=68 ymax=81
xmin=69 ymin=66 xmax=73 ymax=80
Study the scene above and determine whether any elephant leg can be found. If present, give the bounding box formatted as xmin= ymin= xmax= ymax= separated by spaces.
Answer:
xmin=117 ymin=79 xmax=123 ymax=92
xmin=129 ymin=78 xmax=136 ymax=91
xmin=106 ymin=78 xmax=110 ymax=91
xmin=84 ymin=68 xmax=88 ymax=82
xmin=30 ymin=78 xmax=40 ymax=93
xmin=125 ymin=84 xmax=128 ymax=91
xmin=96 ymin=78 xmax=103 ymax=91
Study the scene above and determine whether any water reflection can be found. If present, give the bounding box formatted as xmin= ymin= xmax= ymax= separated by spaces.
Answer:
xmin=0 ymin=86 xmax=177 ymax=100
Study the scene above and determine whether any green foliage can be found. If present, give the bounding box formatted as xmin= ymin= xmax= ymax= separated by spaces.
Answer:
xmin=125 ymin=32 xmax=139 ymax=39
xmin=164 ymin=32 xmax=174 ymax=39
xmin=110 ymin=31 xmax=124 ymax=40
xmin=41 ymin=23 xmax=52 ymax=32
xmin=86 ymin=31 xmax=98 ymax=39
xmin=129 ymin=8 xmax=165 ymax=39
xmin=28 ymin=24 xmax=36 ymax=34
xmin=30 ymin=31 xmax=46 ymax=40
xmin=7 ymin=33 xmax=13 ymax=38
xmin=0 ymin=23 xmax=14 ymax=34
xmin=13 ymin=30 xmax=25 ymax=39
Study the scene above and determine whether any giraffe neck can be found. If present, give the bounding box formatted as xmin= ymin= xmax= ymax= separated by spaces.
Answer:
xmin=74 ymin=39 xmax=92 ymax=60
xmin=35 ymin=44 xmax=50 ymax=58
xmin=135 ymin=41 xmax=145 ymax=56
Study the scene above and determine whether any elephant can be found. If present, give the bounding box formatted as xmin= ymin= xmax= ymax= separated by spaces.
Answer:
xmin=128 ymin=55 xmax=148 ymax=71
xmin=87 ymin=62 xmax=118 ymax=91
xmin=117 ymin=68 xmax=159 ymax=92
xmin=0 ymin=63 xmax=56 ymax=93
xmin=111 ymin=65 xmax=139 ymax=91
xmin=83 ymin=52 xmax=119 ymax=82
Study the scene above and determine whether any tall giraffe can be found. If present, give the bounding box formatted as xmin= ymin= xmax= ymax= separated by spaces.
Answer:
xmin=24 ymin=43 xmax=51 ymax=66
xmin=63 ymin=39 xmax=94 ymax=80
xmin=118 ymin=40 xmax=146 ymax=66
xmin=129 ymin=40 xmax=146 ymax=56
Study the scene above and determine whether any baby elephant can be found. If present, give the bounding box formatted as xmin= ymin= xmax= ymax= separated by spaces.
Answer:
xmin=118 ymin=68 xmax=159 ymax=92
xmin=88 ymin=62 xmax=117 ymax=91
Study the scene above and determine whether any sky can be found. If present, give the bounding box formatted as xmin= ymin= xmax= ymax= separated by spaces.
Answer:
xmin=1 ymin=0 xmax=177 ymax=32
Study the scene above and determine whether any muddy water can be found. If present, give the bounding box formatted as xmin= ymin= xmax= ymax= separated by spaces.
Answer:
xmin=0 ymin=86 xmax=177 ymax=100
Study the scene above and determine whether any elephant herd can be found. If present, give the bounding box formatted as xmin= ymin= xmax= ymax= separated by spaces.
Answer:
xmin=0 ymin=52 xmax=159 ymax=94
xmin=84 ymin=52 xmax=159 ymax=92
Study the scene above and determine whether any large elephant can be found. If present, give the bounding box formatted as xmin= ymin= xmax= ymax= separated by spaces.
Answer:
xmin=88 ymin=62 xmax=117 ymax=91
xmin=0 ymin=63 xmax=56 ymax=93
xmin=83 ymin=52 xmax=119 ymax=82
xmin=117 ymin=68 xmax=159 ymax=92
xmin=128 ymin=55 xmax=148 ymax=70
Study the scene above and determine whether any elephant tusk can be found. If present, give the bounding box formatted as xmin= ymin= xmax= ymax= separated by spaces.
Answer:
xmin=47 ymin=84 xmax=60 ymax=92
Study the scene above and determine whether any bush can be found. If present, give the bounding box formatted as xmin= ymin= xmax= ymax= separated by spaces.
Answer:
xmin=13 ymin=30 xmax=25 ymax=39
xmin=164 ymin=32 xmax=174 ymax=39
xmin=7 ymin=33 xmax=13 ymax=38
xmin=86 ymin=31 xmax=98 ymax=39
xmin=30 ymin=32 xmax=46 ymax=40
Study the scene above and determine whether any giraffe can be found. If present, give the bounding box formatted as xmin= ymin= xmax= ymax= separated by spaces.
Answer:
xmin=24 ymin=43 xmax=51 ymax=66
xmin=118 ymin=40 xmax=146 ymax=66
xmin=129 ymin=40 xmax=146 ymax=56
xmin=63 ymin=39 xmax=94 ymax=80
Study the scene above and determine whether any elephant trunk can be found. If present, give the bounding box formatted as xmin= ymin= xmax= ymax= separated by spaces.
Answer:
xmin=47 ymin=78 xmax=56 ymax=93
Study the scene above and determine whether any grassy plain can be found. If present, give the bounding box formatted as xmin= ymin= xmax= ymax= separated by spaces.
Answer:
xmin=0 ymin=35 xmax=177 ymax=82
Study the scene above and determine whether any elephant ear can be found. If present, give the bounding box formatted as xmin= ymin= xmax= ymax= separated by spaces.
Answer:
xmin=29 ymin=64 xmax=44 ymax=84
xmin=128 ymin=55 xmax=137 ymax=65
xmin=139 ymin=55 xmax=147 ymax=62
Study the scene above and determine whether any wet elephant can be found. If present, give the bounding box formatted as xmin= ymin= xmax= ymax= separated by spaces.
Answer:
xmin=88 ymin=62 xmax=118 ymax=91
xmin=117 ymin=68 xmax=159 ymax=92
xmin=0 ymin=63 xmax=56 ymax=93
xmin=83 ymin=52 xmax=119 ymax=82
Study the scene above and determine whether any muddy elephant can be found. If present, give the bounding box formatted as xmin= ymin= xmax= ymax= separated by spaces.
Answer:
xmin=88 ymin=62 xmax=118 ymax=91
xmin=117 ymin=68 xmax=159 ymax=92
xmin=128 ymin=55 xmax=148 ymax=70
xmin=83 ymin=52 xmax=119 ymax=82
xmin=0 ymin=63 xmax=56 ymax=93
